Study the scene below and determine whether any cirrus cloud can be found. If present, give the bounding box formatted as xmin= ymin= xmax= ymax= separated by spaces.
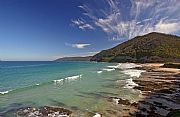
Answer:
xmin=72 ymin=19 xmax=94 ymax=30
xmin=73 ymin=0 xmax=180 ymax=40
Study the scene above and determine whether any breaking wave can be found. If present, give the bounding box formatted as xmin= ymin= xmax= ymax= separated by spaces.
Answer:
xmin=0 ymin=90 xmax=12 ymax=95
xmin=122 ymin=69 xmax=146 ymax=78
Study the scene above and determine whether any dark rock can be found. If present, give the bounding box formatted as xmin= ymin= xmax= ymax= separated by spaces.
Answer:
xmin=17 ymin=106 xmax=72 ymax=117
xmin=131 ymin=102 xmax=138 ymax=107
xmin=149 ymin=106 xmax=156 ymax=111
xmin=153 ymin=101 xmax=162 ymax=106
xmin=118 ymin=98 xmax=131 ymax=105
xmin=140 ymin=108 xmax=147 ymax=112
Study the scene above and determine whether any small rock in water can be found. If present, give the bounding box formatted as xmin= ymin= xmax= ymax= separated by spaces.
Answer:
xmin=109 ymin=97 xmax=131 ymax=105
xmin=17 ymin=106 xmax=72 ymax=117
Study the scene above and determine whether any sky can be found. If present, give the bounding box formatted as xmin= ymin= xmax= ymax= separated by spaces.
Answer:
xmin=0 ymin=0 xmax=179 ymax=61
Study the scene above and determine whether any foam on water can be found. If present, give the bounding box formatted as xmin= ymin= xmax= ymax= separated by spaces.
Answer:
xmin=117 ymin=63 xmax=146 ymax=89
xmin=0 ymin=61 xmax=144 ymax=116
xmin=65 ymin=75 xmax=82 ymax=80
xmin=122 ymin=69 xmax=146 ymax=78
xmin=124 ymin=78 xmax=139 ymax=89
xmin=53 ymin=79 xmax=64 ymax=83
xmin=112 ymin=98 xmax=120 ymax=104
xmin=118 ymin=63 xmax=141 ymax=69
xmin=102 ymin=68 xmax=115 ymax=72
xmin=107 ymin=65 xmax=119 ymax=69
xmin=53 ymin=75 xmax=82 ymax=84
xmin=0 ymin=90 xmax=11 ymax=95
xmin=93 ymin=113 xmax=101 ymax=117
xmin=97 ymin=71 xmax=103 ymax=74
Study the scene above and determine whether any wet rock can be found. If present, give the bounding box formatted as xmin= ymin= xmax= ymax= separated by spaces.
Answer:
xmin=153 ymin=101 xmax=162 ymax=106
xmin=140 ymin=108 xmax=147 ymax=112
xmin=118 ymin=98 xmax=131 ymax=105
xmin=156 ymin=89 xmax=174 ymax=94
xmin=131 ymin=102 xmax=138 ymax=107
xmin=106 ymin=109 xmax=117 ymax=115
xmin=149 ymin=106 xmax=156 ymax=111
xmin=166 ymin=109 xmax=180 ymax=117
xmin=17 ymin=106 xmax=72 ymax=117
xmin=134 ymin=86 xmax=153 ymax=91
xmin=109 ymin=97 xmax=131 ymax=105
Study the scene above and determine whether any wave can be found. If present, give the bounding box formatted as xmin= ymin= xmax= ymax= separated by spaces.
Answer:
xmin=117 ymin=63 xmax=141 ymax=69
xmin=117 ymin=63 xmax=146 ymax=89
xmin=53 ymin=79 xmax=64 ymax=83
xmin=107 ymin=65 xmax=119 ymax=69
xmin=1 ymin=74 xmax=82 ymax=95
xmin=53 ymin=74 xmax=82 ymax=85
xmin=36 ymin=83 xmax=40 ymax=86
xmin=0 ymin=83 xmax=43 ymax=95
xmin=0 ymin=90 xmax=12 ymax=95
xmin=124 ymin=78 xmax=139 ymax=89
xmin=122 ymin=69 xmax=146 ymax=78
xmin=102 ymin=68 xmax=115 ymax=72
xmin=65 ymin=75 xmax=82 ymax=80
xmin=97 ymin=71 xmax=103 ymax=74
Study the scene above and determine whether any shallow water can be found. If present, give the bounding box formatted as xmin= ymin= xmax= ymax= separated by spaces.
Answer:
xmin=0 ymin=61 xmax=141 ymax=116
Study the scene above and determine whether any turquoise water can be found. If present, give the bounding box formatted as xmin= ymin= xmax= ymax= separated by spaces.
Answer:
xmin=0 ymin=61 xmax=140 ymax=116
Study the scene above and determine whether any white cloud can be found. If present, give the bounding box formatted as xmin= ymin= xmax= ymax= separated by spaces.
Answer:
xmin=155 ymin=21 xmax=180 ymax=33
xmin=72 ymin=19 xmax=94 ymax=30
xmin=65 ymin=43 xmax=91 ymax=49
xmin=74 ymin=0 xmax=180 ymax=40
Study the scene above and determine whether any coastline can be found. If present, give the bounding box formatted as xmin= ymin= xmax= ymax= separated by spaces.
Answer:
xmin=102 ymin=63 xmax=180 ymax=117
xmin=126 ymin=63 xmax=180 ymax=116
xmin=2 ymin=62 xmax=180 ymax=117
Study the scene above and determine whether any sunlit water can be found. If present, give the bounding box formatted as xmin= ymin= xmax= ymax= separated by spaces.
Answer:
xmin=0 ymin=61 xmax=142 ymax=116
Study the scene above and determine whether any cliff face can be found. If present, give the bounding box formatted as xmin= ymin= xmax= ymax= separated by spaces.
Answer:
xmin=91 ymin=32 xmax=180 ymax=63
xmin=55 ymin=56 xmax=92 ymax=61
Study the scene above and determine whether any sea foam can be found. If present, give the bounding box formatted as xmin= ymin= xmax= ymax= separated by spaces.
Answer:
xmin=97 ymin=71 xmax=103 ymax=74
xmin=118 ymin=63 xmax=141 ymax=69
xmin=53 ymin=79 xmax=64 ymax=84
xmin=118 ymin=63 xmax=146 ymax=89
xmin=0 ymin=90 xmax=11 ymax=95
xmin=124 ymin=78 xmax=139 ymax=89
xmin=65 ymin=75 xmax=82 ymax=80
xmin=102 ymin=68 xmax=115 ymax=72
xmin=53 ymin=75 xmax=82 ymax=85
xmin=107 ymin=65 xmax=119 ymax=69
xmin=122 ymin=69 xmax=146 ymax=78
xmin=93 ymin=113 xmax=101 ymax=117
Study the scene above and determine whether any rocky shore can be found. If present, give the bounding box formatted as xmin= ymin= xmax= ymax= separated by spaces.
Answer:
xmin=17 ymin=106 xmax=72 ymax=117
xmin=107 ymin=63 xmax=180 ymax=117
xmin=15 ymin=63 xmax=180 ymax=117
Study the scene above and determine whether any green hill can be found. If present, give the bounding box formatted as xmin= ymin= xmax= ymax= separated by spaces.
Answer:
xmin=91 ymin=32 xmax=180 ymax=63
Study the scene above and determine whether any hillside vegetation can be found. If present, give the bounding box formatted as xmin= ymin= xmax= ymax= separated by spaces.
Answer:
xmin=91 ymin=32 xmax=180 ymax=63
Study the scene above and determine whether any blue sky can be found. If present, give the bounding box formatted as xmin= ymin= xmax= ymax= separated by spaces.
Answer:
xmin=0 ymin=0 xmax=179 ymax=61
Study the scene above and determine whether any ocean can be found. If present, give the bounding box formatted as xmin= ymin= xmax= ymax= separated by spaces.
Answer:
xmin=0 ymin=61 xmax=144 ymax=116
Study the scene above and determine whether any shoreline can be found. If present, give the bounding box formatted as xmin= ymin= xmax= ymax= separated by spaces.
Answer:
xmin=131 ymin=63 xmax=180 ymax=116
xmin=3 ymin=62 xmax=180 ymax=117
xmin=104 ymin=63 xmax=180 ymax=116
